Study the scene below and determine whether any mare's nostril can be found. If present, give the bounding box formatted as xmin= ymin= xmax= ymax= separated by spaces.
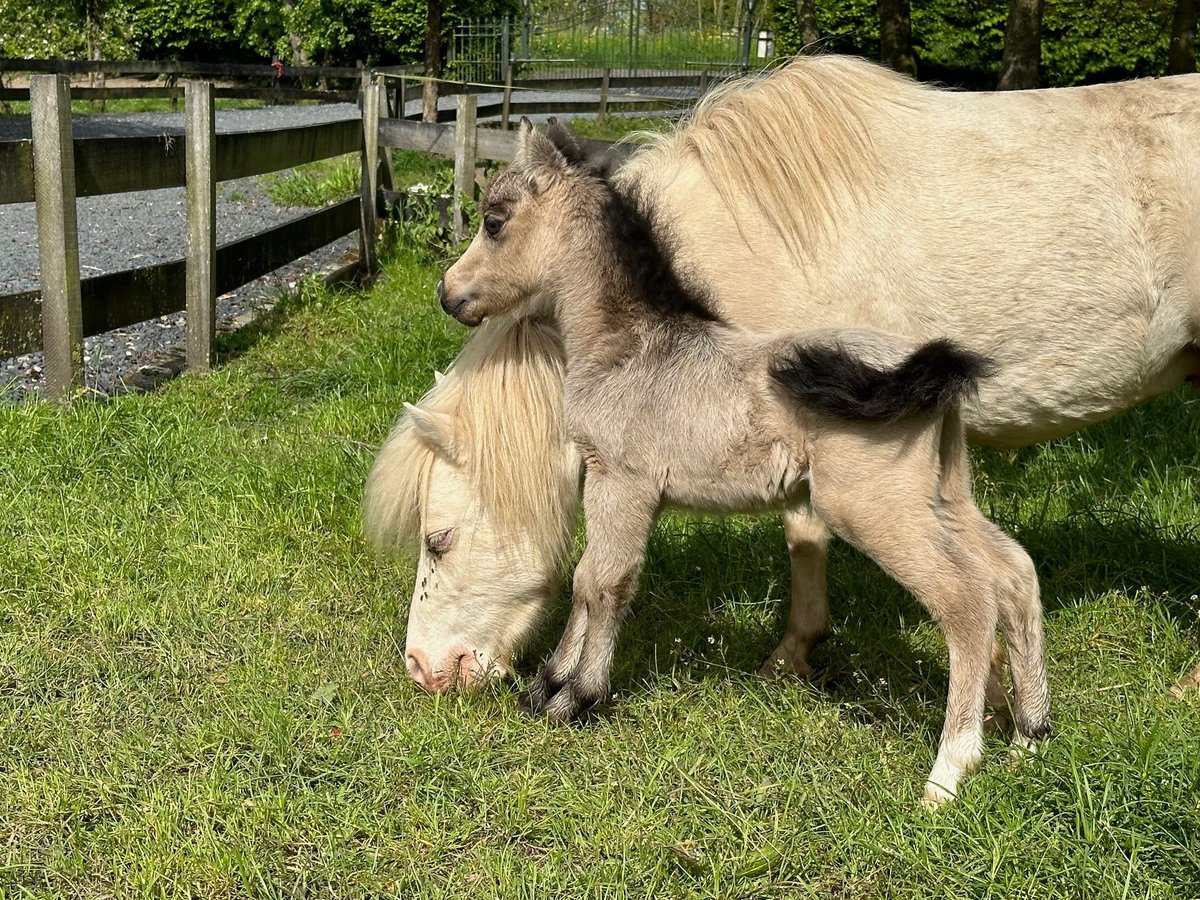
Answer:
xmin=406 ymin=652 xmax=432 ymax=690
xmin=436 ymin=278 xmax=446 ymax=305
xmin=452 ymin=649 xmax=476 ymax=687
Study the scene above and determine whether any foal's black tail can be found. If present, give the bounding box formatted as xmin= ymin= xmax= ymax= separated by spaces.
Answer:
xmin=770 ymin=337 xmax=995 ymax=422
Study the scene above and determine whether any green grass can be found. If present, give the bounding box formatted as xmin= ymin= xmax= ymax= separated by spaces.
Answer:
xmin=0 ymin=244 xmax=1197 ymax=897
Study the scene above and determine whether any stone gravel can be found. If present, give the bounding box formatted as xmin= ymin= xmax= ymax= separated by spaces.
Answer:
xmin=0 ymin=103 xmax=362 ymax=400
xmin=0 ymin=89 xmax=691 ymax=399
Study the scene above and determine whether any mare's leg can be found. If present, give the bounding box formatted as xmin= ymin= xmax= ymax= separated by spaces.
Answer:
xmin=1169 ymin=662 xmax=1200 ymax=699
xmin=760 ymin=506 xmax=830 ymax=679
xmin=521 ymin=471 xmax=658 ymax=722
xmin=809 ymin=424 xmax=999 ymax=806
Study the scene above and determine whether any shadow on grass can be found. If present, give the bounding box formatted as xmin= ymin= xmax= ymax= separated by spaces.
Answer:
xmin=516 ymin=391 xmax=1198 ymax=730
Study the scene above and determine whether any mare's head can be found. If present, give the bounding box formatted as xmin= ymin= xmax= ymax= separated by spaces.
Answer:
xmin=439 ymin=118 xmax=602 ymax=327
xmin=364 ymin=317 xmax=580 ymax=691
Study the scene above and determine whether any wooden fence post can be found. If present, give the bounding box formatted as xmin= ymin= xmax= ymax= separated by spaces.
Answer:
xmin=453 ymin=94 xmax=477 ymax=244
xmin=501 ymin=66 xmax=513 ymax=130
xmin=360 ymin=75 xmax=382 ymax=277
xmin=31 ymin=74 xmax=83 ymax=400
xmin=185 ymin=80 xmax=216 ymax=372
xmin=599 ymin=67 xmax=611 ymax=122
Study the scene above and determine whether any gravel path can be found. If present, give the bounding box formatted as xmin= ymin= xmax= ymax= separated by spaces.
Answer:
xmin=0 ymin=104 xmax=361 ymax=400
xmin=0 ymin=90 xmax=691 ymax=399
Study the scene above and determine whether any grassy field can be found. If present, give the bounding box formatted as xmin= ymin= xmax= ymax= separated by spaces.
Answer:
xmin=0 ymin=233 xmax=1198 ymax=896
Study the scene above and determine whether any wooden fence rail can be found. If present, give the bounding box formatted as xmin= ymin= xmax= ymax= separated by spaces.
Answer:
xmin=0 ymin=74 xmax=376 ymax=398
xmin=0 ymin=68 xmax=692 ymax=400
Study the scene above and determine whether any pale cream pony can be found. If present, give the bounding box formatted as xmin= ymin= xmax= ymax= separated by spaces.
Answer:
xmin=367 ymin=55 xmax=1200 ymax=697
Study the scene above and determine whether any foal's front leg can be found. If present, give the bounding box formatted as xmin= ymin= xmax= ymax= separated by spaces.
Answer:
xmin=521 ymin=470 xmax=659 ymax=722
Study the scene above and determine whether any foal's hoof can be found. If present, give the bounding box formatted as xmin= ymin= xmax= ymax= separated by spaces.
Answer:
xmin=1168 ymin=662 xmax=1200 ymax=699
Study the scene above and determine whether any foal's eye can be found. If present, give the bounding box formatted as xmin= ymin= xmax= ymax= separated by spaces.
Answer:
xmin=483 ymin=215 xmax=504 ymax=238
xmin=425 ymin=528 xmax=454 ymax=557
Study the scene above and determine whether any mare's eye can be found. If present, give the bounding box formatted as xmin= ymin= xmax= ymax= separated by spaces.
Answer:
xmin=483 ymin=215 xmax=504 ymax=238
xmin=425 ymin=528 xmax=454 ymax=557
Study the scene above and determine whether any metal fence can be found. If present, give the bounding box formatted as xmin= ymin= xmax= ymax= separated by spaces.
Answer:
xmin=447 ymin=0 xmax=775 ymax=83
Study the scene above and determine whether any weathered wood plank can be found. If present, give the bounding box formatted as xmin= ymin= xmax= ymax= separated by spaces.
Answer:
xmin=0 ymin=58 xmax=362 ymax=79
xmin=215 ymin=119 xmax=361 ymax=180
xmin=213 ymin=197 xmax=360 ymax=294
xmin=453 ymin=95 xmax=477 ymax=243
xmin=0 ymin=140 xmax=34 ymax=205
xmin=477 ymin=98 xmax=684 ymax=119
xmin=1 ymin=86 xmax=356 ymax=103
xmin=379 ymin=118 xmax=456 ymax=155
xmin=0 ymin=199 xmax=361 ymax=358
xmin=8 ymin=119 xmax=362 ymax=203
xmin=74 ymin=135 xmax=185 ymax=196
xmin=379 ymin=118 xmax=630 ymax=168
xmin=185 ymin=81 xmax=217 ymax=373
xmin=31 ymin=74 xmax=83 ymax=399
xmin=360 ymin=78 xmax=382 ymax=276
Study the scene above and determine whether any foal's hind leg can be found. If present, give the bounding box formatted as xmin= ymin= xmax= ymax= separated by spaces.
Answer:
xmin=760 ymin=507 xmax=830 ymax=679
xmin=810 ymin=432 xmax=999 ymax=805
xmin=970 ymin=517 xmax=1052 ymax=750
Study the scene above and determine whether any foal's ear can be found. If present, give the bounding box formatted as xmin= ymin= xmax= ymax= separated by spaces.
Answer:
xmin=546 ymin=117 xmax=589 ymax=168
xmin=515 ymin=117 xmax=568 ymax=189
xmin=403 ymin=402 xmax=461 ymax=462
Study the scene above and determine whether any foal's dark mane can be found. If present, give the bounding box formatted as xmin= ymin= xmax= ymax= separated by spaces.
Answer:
xmin=596 ymin=184 xmax=720 ymax=324
xmin=542 ymin=117 xmax=717 ymax=324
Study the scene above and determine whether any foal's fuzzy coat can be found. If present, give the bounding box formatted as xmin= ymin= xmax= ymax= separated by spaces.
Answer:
xmin=439 ymin=121 xmax=1052 ymax=805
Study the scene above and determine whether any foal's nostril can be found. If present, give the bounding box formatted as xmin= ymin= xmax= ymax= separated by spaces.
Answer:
xmin=435 ymin=277 xmax=446 ymax=305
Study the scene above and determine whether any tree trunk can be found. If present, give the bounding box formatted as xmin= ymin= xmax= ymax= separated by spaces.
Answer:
xmin=998 ymin=0 xmax=1043 ymax=90
xmin=795 ymin=0 xmax=820 ymax=51
xmin=877 ymin=0 xmax=916 ymax=77
xmin=422 ymin=0 xmax=445 ymax=124
xmin=1169 ymin=0 xmax=1198 ymax=75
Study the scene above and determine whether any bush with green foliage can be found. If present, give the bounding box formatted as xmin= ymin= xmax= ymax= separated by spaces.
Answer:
xmin=770 ymin=0 xmax=1182 ymax=88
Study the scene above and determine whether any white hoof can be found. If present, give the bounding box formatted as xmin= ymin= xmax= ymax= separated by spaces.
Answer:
xmin=922 ymin=780 xmax=957 ymax=808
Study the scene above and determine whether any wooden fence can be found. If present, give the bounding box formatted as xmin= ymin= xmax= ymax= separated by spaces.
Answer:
xmin=0 ymin=58 xmax=420 ymax=105
xmin=0 ymin=69 xmax=699 ymax=400
xmin=0 ymin=74 xmax=380 ymax=398
xmin=389 ymin=69 xmax=715 ymax=125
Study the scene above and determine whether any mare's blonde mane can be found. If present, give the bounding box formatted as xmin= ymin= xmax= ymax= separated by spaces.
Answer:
xmin=623 ymin=55 xmax=926 ymax=257
xmin=363 ymin=316 xmax=577 ymax=565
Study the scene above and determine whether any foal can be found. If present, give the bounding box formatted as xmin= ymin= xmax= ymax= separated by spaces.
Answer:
xmin=439 ymin=120 xmax=1051 ymax=805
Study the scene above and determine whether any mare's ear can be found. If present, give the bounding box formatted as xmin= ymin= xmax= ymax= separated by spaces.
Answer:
xmin=403 ymin=402 xmax=460 ymax=462
xmin=546 ymin=117 xmax=589 ymax=168
xmin=515 ymin=117 xmax=568 ymax=191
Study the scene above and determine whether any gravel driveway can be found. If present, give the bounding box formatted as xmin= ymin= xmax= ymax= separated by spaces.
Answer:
xmin=0 ymin=103 xmax=362 ymax=399
xmin=0 ymin=88 xmax=691 ymax=400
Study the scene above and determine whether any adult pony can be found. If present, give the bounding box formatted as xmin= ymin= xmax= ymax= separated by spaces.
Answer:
xmin=368 ymin=54 xmax=1200 ymax=693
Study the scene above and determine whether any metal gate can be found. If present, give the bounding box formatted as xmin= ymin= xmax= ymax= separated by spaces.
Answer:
xmin=447 ymin=0 xmax=772 ymax=83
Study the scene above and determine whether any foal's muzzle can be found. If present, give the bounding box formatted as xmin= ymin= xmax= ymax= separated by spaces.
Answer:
xmin=437 ymin=278 xmax=483 ymax=326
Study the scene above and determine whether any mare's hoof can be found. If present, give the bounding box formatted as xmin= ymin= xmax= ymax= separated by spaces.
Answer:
xmin=518 ymin=668 xmax=603 ymax=723
xmin=758 ymin=644 xmax=814 ymax=681
xmin=921 ymin=782 xmax=956 ymax=809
